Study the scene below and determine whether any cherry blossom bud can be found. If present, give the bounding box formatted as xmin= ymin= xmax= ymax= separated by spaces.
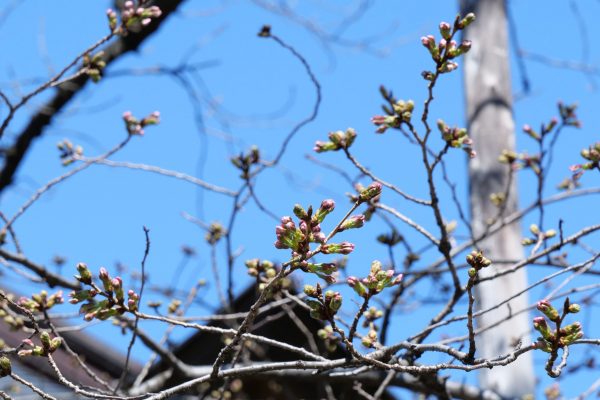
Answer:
xmin=40 ymin=331 xmax=51 ymax=349
xmin=314 ymin=199 xmax=335 ymax=223
xmin=347 ymin=276 xmax=367 ymax=298
xmin=338 ymin=215 xmax=366 ymax=232
xmin=304 ymin=285 xmax=318 ymax=297
xmin=533 ymin=316 xmax=553 ymax=340
xmin=322 ymin=242 xmax=355 ymax=255
xmin=537 ymin=300 xmax=560 ymax=322
xmin=293 ymin=204 xmax=308 ymax=220
xmin=568 ymin=303 xmax=581 ymax=313
xmin=76 ymin=262 xmax=92 ymax=284
xmin=0 ymin=357 xmax=11 ymax=377
xmin=358 ymin=182 xmax=382 ymax=203
xmin=439 ymin=22 xmax=451 ymax=39
xmin=457 ymin=13 xmax=476 ymax=29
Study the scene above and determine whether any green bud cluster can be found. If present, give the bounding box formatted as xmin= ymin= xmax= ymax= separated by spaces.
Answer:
xmin=521 ymin=224 xmax=557 ymax=246
xmin=83 ymin=51 xmax=106 ymax=83
xmin=0 ymin=300 xmax=24 ymax=331
xmin=205 ymin=222 xmax=225 ymax=244
xmin=338 ymin=215 xmax=366 ymax=232
xmin=347 ymin=260 xmax=403 ymax=298
xmin=0 ymin=356 xmax=10 ymax=377
xmin=70 ymin=264 xmax=139 ymax=321
xmin=558 ymin=102 xmax=580 ymax=128
xmin=18 ymin=332 xmax=61 ymax=358
xmin=317 ymin=325 xmax=340 ymax=353
xmin=57 ymin=139 xmax=84 ymax=166
xmin=106 ymin=2 xmax=162 ymax=36
xmin=498 ymin=150 xmax=518 ymax=165
xmin=302 ymin=262 xmax=338 ymax=284
xmin=437 ymin=119 xmax=475 ymax=158
xmin=122 ymin=110 xmax=160 ymax=136
xmin=361 ymin=328 xmax=378 ymax=348
xmin=17 ymin=290 xmax=64 ymax=313
xmin=245 ymin=259 xmax=275 ymax=278
xmin=275 ymin=200 xmax=362 ymax=276
xmin=230 ymin=146 xmax=260 ymax=179
xmin=372 ymin=87 xmax=415 ymax=133
xmin=466 ymin=250 xmax=491 ymax=278
xmin=499 ymin=150 xmax=541 ymax=175
xmin=245 ymin=259 xmax=291 ymax=293
xmin=392 ymin=100 xmax=415 ymax=123
xmin=313 ymin=128 xmax=357 ymax=153
xmin=534 ymin=298 xmax=584 ymax=354
xmin=489 ymin=192 xmax=506 ymax=207
xmin=577 ymin=142 xmax=600 ymax=171
xmin=358 ymin=182 xmax=382 ymax=203
xmin=305 ymin=284 xmax=343 ymax=320
xmin=362 ymin=307 xmax=383 ymax=328
xmin=168 ymin=299 xmax=182 ymax=314
xmin=419 ymin=13 xmax=475 ymax=77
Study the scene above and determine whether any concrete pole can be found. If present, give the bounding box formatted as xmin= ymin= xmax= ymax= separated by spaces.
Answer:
xmin=461 ymin=0 xmax=535 ymax=397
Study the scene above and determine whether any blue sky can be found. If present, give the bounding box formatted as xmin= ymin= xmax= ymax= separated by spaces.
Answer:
xmin=0 ymin=0 xmax=599 ymax=397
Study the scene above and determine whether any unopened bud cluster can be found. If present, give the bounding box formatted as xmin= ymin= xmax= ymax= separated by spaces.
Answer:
xmin=123 ymin=110 xmax=160 ymax=136
xmin=437 ymin=119 xmax=475 ymax=158
xmin=534 ymin=298 xmax=583 ymax=354
xmin=347 ymin=260 xmax=403 ymax=298
xmin=521 ymin=224 xmax=556 ymax=246
xmin=205 ymin=222 xmax=225 ymax=245
xmin=371 ymin=98 xmax=414 ymax=134
xmin=489 ymin=192 xmax=505 ymax=207
xmin=420 ymin=13 xmax=475 ymax=78
xmin=168 ymin=299 xmax=182 ymax=314
xmin=499 ymin=150 xmax=541 ymax=175
xmin=314 ymin=128 xmax=357 ymax=152
xmin=18 ymin=332 xmax=61 ymax=357
xmin=244 ymin=258 xmax=275 ymax=280
xmin=362 ymin=306 xmax=383 ymax=327
xmin=371 ymin=86 xmax=404 ymax=134
xmin=544 ymin=384 xmax=561 ymax=400
xmin=57 ymin=139 xmax=83 ymax=166
xmin=356 ymin=182 xmax=382 ymax=204
xmin=304 ymin=283 xmax=342 ymax=320
xmin=361 ymin=326 xmax=379 ymax=348
xmin=0 ymin=296 xmax=24 ymax=330
xmin=300 ymin=262 xmax=338 ymax=284
xmin=18 ymin=290 xmax=64 ymax=313
xmin=466 ymin=250 xmax=491 ymax=278
xmin=275 ymin=199 xmax=365 ymax=264
xmin=231 ymin=146 xmax=260 ymax=179
xmin=70 ymin=263 xmax=140 ymax=321
xmin=317 ymin=325 xmax=340 ymax=353
xmin=275 ymin=215 xmax=321 ymax=252
xmin=557 ymin=174 xmax=582 ymax=191
xmin=106 ymin=1 xmax=162 ymax=34
xmin=571 ymin=142 xmax=600 ymax=173
xmin=83 ymin=51 xmax=106 ymax=83
xmin=558 ymin=102 xmax=580 ymax=128
xmin=0 ymin=356 xmax=10 ymax=377
xmin=245 ymin=259 xmax=290 ymax=291
xmin=522 ymin=117 xmax=558 ymax=141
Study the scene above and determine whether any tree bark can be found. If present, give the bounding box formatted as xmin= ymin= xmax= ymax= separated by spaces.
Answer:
xmin=461 ymin=0 xmax=535 ymax=397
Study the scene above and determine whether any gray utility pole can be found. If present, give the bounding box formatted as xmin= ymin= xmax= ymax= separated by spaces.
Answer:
xmin=461 ymin=0 xmax=535 ymax=397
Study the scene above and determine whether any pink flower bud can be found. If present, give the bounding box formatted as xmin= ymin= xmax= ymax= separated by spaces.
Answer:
xmin=99 ymin=267 xmax=109 ymax=280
